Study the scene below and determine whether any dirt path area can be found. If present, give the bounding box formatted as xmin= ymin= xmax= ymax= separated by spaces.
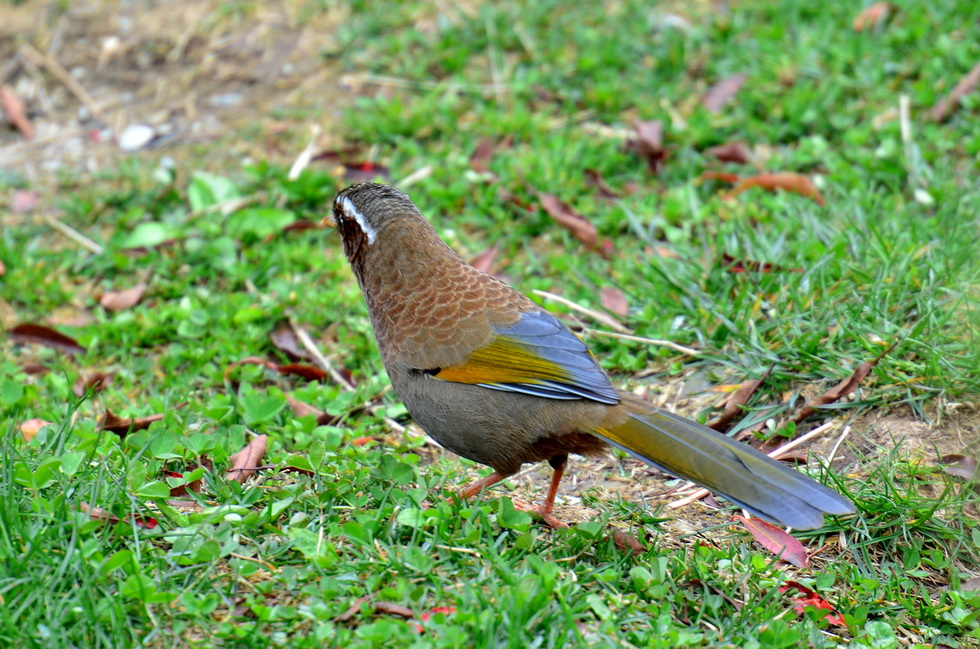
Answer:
xmin=1 ymin=0 xmax=351 ymax=181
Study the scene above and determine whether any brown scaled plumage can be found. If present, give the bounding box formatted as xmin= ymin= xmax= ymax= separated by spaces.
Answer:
xmin=325 ymin=183 xmax=855 ymax=530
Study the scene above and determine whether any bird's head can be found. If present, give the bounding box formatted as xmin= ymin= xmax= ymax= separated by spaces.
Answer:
xmin=323 ymin=183 xmax=425 ymax=266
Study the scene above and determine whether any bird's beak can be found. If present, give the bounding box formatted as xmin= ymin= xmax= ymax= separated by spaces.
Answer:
xmin=321 ymin=214 xmax=337 ymax=228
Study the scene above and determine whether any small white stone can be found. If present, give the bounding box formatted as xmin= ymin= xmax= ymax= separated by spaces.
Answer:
xmin=118 ymin=124 xmax=155 ymax=152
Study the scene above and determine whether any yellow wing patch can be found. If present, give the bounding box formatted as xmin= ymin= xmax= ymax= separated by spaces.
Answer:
xmin=434 ymin=336 xmax=569 ymax=386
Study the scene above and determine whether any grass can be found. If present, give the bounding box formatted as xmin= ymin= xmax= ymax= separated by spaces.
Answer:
xmin=2 ymin=0 xmax=980 ymax=646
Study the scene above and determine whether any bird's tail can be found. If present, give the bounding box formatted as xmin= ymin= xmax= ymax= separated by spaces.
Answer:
xmin=593 ymin=394 xmax=854 ymax=529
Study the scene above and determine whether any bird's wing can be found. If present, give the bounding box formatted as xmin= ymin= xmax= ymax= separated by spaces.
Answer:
xmin=430 ymin=311 xmax=620 ymax=405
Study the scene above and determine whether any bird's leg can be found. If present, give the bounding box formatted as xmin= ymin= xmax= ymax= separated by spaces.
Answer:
xmin=459 ymin=471 xmax=510 ymax=500
xmin=457 ymin=458 xmax=570 ymax=529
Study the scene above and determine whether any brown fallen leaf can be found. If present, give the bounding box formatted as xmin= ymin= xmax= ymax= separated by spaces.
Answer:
xmin=853 ymin=2 xmax=891 ymax=31
xmin=99 ymin=283 xmax=147 ymax=311
xmin=270 ymin=322 xmax=310 ymax=361
xmin=224 ymin=356 xmax=279 ymax=382
xmin=285 ymin=393 xmax=337 ymax=426
xmin=722 ymin=254 xmax=803 ymax=274
xmin=334 ymin=596 xmax=371 ymax=623
xmin=99 ymin=409 xmax=168 ymax=436
xmin=936 ymin=454 xmax=977 ymax=481
xmin=79 ymin=502 xmax=158 ymax=529
xmin=73 ymin=370 xmax=114 ymax=398
xmin=469 ymin=137 xmax=497 ymax=175
xmin=929 ymin=61 xmax=980 ymax=123
xmin=791 ymin=341 xmax=897 ymax=423
xmin=537 ymin=191 xmax=611 ymax=258
xmin=645 ymin=244 xmax=680 ymax=259
xmin=725 ymin=172 xmax=826 ymax=206
xmin=600 ymin=287 xmax=629 ymax=317
xmin=705 ymin=142 xmax=751 ymax=165
xmin=709 ymin=367 xmax=773 ymax=431
xmin=0 ymin=84 xmax=34 ymax=140
xmin=609 ymin=529 xmax=645 ymax=554
xmin=225 ymin=434 xmax=269 ymax=483
xmin=734 ymin=516 xmax=808 ymax=568
xmin=699 ymin=171 xmax=741 ymax=184
xmin=168 ymin=460 xmax=208 ymax=497
xmin=469 ymin=245 xmax=500 ymax=275
xmin=584 ymin=169 xmax=622 ymax=200
xmin=374 ymin=602 xmax=415 ymax=619
xmin=9 ymin=323 xmax=87 ymax=356
xmin=702 ymin=73 xmax=748 ymax=113
xmin=629 ymin=119 xmax=667 ymax=174
xmin=21 ymin=418 xmax=54 ymax=442
xmin=278 ymin=363 xmax=329 ymax=382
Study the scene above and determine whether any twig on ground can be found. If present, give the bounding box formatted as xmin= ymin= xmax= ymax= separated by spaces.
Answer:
xmin=42 ymin=214 xmax=104 ymax=254
xmin=587 ymin=328 xmax=701 ymax=357
xmin=20 ymin=43 xmax=107 ymax=124
xmin=533 ymin=289 xmax=630 ymax=334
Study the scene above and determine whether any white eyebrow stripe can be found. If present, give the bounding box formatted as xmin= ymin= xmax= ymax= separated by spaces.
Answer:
xmin=339 ymin=196 xmax=377 ymax=244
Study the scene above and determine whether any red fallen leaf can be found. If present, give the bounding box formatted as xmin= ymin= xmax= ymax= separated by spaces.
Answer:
xmin=0 ymin=84 xmax=34 ymax=140
xmin=537 ymin=191 xmax=612 ymax=258
xmin=99 ymin=283 xmax=147 ymax=311
xmin=11 ymin=190 xmax=38 ymax=213
xmin=702 ymin=73 xmax=748 ymax=113
xmin=9 ymin=323 xmax=87 ymax=356
xmin=929 ymin=61 xmax=980 ymax=123
xmin=469 ymin=245 xmax=500 ymax=275
xmin=413 ymin=606 xmax=456 ymax=632
xmin=351 ymin=436 xmax=379 ymax=447
xmin=584 ymin=169 xmax=622 ymax=200
xmin=709 ymin=367 xmax=773 ymax=431
xmin=609 ymin=530 xmax=645 ymax=554
xmin=699 ymin=171 xmax=741 ymax=184
xmin=722 ymin=254 xmax=803 ymax=274
xmin=21 ymin=418 xmax=54 ymax=442
xmin=779 ymin=580 xmax=846 ymax=626
xmin=936 ymin=454 xmax=977 ymax=481
xmin=225 ymin=434 xmax=269 ymax=483
xmin=791 ymin=341 xmax=896 ymax=423
xmin=629 ymin=119 xmax=667 ymax=174
xmin=853 ymin=2 xmax=892 ymax=31
xmin=73 ymin=370 xmax=114 ymax=398
xmin=725 ymin=172 xmax=826 ymax=206
xmin=734 ymin=516 xmax=809 ymax=568
xmin=705 ymin=142 xmax=751 ymax=164
xmin=132 ymin=514 xmax=159 ymax=529
xmin=279 ymin=363 xmax=329 ymax=382
xmin=339 ymin=161 xmax=390 ymax=183
xmin=600 ymin=287 xmax=629 ymax=317
xmin=270 ymin=323 xmax=310 ymax=361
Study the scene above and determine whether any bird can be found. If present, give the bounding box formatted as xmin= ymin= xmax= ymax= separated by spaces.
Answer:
xmin=323 ymin=182 xmax=855 ymax=530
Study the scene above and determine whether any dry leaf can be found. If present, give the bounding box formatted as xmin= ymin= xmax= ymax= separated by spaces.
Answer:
xmin=225 ymin=434 xmax=269 ymax=483
xmin=278 ymin=363 xmax=329 ymax=382
xmin=702 ymin=73 xmax=748 ymax=113
xmin=73 ymin=370 xmax=113 ymax=398
xmin=791 ymin=342 xmax=896 ymax=423
xmin=99 ymin=409 xmax=168 ymax=436
xmin=469 ymin=137 xmax=497 ymax=175
xmin=629 ymin=119 xmax=667 ymax=174
xmin=469 ymin=245 xmax=500 ymax=275
xmin=709 ymin=368 xmax=772 ymax=431
xmin=11 ymin=190 xmax=38 ymax=213
xmin=699 ymin=171 xmax=741 ymax=184
xmin=374 ymin=602 xmax=415 ymax=619
xmin=600 ymin=287 xmax=629 ymax=317
xmin=99 ymin=283 xmax=147 ymax=311
xmin=0 ymin=84 xmax=34 ymax=140
xmin=725 ymin=172 xmax=826 ymax=206
xmin=537 ymin=191 xmax=611 ymax=258
xmin=779 ymin=581 xmax=845 ymax=626
xmin=21 ymin=418 xmax=54 ymax=442
xmin=646 ymin=244 xmax=680 ymax=259
xmin=337 ymin=161 xmax=390 ymax=183
xmin=584 ymin=169 xmax=622 ymax=200
xmin=734 ymin=516 xmax=809 ymax=568
xmin=270 ymin=323 xmax=310 ymax=361
xmin=705 ymin=142 xmax=751 ymax=164
xmin=853 ymin=2 xmax=891 ymax=31
xmin=79 ymin=502 xmax=158 ymax=529
xmin=9 ymin=323 xmax=87 ymax=356
xmin=722 ymin=254 xmax=803 ymax=274
xmin=334 ymin=596 xmax=371 ymax=623
xmin=929 ymin=61 xmax=980 ymax=123
xmin=168 ymin=461 xmax=208 ymax=497
xmin=609 ymin=529 xmax=645 ymax=554
xmin=936 ymin=454 xmax=977 ymax=481
xmin=286 ymin=393 xmax=337 ymax=426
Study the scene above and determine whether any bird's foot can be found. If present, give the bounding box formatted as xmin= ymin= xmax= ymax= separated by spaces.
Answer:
xmin=510 ymin=499 xmax=569 ymax=529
